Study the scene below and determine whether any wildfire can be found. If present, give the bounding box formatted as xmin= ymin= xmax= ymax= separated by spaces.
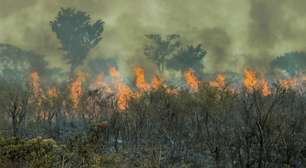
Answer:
xmin=47 ymin=86 xmax=58 ymax=98
xmin=109 ymin=65 xmax=122 ymax=82
xmin=29 ymin=65 xmax=306 ymax=113
xmin=109 ymin=66 xmax=133 ymax=111
xmin=134 ymin=65 xmax=150 ymax=91
xmin=151 ymin=75 xmax=162 ymax=89
xmin=280 ymin=79 xmax=297 ymax=90
xmin=117 ymin=83 xmax=133 ymax=111
xmin=95 ymin=72 xmax=105 ymax=89
xmin=94 ymin=72 xmax=112 ymax=94
xmin=31 ymin=71 xmax=43 ymax=99
xmin=209 ymin=74 xmax=225 ymax=89
xmin=243 ymin=69 xmax=257 ymax=92
xmin=70 ymin=71 xmax=85 ymax=109
xmin=184 ymin=69 xmax=200 ymax=91
xmin=257 ymin=80 xmax=271 ymax=96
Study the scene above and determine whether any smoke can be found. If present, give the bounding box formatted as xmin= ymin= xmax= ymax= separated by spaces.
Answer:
xmin=245 ymin=0 xmax=306 ymax=73
xmin=0 ymin=0 xmax=305 ymax=75
xmin=199 ymin=27 xmax=232 ymax=72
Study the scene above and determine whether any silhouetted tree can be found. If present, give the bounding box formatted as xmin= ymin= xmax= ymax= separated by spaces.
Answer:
xmin=0 ymin=80 xmax=29 ymax=137
xmin=50 ymin=8 xmax=104 ymax=77
xmin=271 ymin=52 xmax=306 ymax=77
xmin=167 ymin=44 xmax=206 ymax=76
xmin=144 ymin=34 xmax=181 ymax=73
xmin=0 ymin=44 xmax=49 ymax=81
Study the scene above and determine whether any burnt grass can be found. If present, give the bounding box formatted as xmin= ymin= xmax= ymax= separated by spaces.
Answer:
xmin=0 ymin=82 xmax=306 ymax=167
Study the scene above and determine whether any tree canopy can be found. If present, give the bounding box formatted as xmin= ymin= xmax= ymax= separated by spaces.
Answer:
xmin=0 ymin=43 xmax=49 ymax=81
xmin=50 ymin=8 xmax=104 ymax=76
xmin=167 ymin=44 xmax=206 ymax=75
xmin=144 ymin=34 xmax=181 ymax=73
xmin=271 ymin=52 xmax=306 ymax=76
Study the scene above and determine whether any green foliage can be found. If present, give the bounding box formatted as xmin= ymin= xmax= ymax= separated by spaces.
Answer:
xmin=144 ymin=34 xmax=181 ymax=73
xmin=167 ymin=44 xmax=207 ymax=75
xmin=271 ymin=52 xmax=306 ymax=76
xmin=50 ymin=8 xmax=104 ymax=75
xmin=0 ymin=44 xmax=50 ymax=81
xmin=0 ymin=137 xmax=60 ymax=168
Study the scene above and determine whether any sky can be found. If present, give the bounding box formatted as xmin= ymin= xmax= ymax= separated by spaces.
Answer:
xmin=0 ymin=0 xmax=306 ymax=75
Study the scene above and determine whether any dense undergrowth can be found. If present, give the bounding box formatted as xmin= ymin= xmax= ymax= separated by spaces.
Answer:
xmin=0 ymin=81 xmax=306 ymax=167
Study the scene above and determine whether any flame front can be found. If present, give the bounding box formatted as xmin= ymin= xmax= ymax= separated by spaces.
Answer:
xmin=47 ymin=86 xmax=58 ymax=98
xmin=257 ymin=80 xmax=271 ymax=96
xmin=95 ymin=72 xmax=105 ymax=89
xmin=151 ymin=75 xmax=162 ymax=89
xmin=109 ymin=65 xmax=122 ymax=82
xmin=95 ymin=72 xmax=112 ymax=93
xmin=243 ymin=69 xmax=257 ymax=92
xmin=210 ymin=74 xmax=225 ymax=89
xmin=109 ymin=66 xmax=133 ymax=111
xmin=31 ymin=71 xmax=42 ymax=99
xmin=134 ymin=66 xmax=150 ymax=91
xmin=70 ymin=72 xmax=84 ymax=109
xmin=280 ymin=79 xmax=296 ymax=90
xmin=29 ymin=65 xmax=306 ymax=112
xmin=117 ymin=83 xmax=133 ymax=111
xmin=184 ymin=69 xmax=199 ymax=91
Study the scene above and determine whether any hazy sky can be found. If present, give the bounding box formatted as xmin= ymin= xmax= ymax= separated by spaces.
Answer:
xmin=0 ymin=0 xmax=306 ymax=74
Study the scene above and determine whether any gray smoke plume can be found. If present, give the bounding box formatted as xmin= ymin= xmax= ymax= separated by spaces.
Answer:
xmin=0 ymin=0 xmax=305 ymax=75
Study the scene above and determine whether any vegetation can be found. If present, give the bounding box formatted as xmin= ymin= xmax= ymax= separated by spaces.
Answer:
xmin=50 ymin=8 xmax=104 ymax=77
xmin=0 ymin=77 xmax=305 ymax=167
xmin=0 ymin=7 xmax=306 ymax=168
xmin=271 ymin=52 xmax=306 ymax=77
xmin=144 ymin=34 xmax=181 ymax=73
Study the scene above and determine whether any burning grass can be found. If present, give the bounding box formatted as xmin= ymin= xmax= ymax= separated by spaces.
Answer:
xmin=1 ymin=66 xmax=306 ymax=167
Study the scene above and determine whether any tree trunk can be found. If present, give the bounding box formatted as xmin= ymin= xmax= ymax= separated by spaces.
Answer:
xmin=12 ymin=114 xmax=17 ymax=137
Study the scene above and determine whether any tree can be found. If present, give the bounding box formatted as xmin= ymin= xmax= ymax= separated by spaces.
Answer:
xmin=270 ymin=52 xmax=306 ymax=77
xmin=0 ymin=79 xmax=29 ymax=137
xmin=144 ymin=34 xmax=181 ymax=73
xmin=167 ymin=44 xmax=206 ymax=76
xmin=0 ymin=43 xmax=49 ymax=81
xmin=50 ymin=8 xmax=104 ymax=77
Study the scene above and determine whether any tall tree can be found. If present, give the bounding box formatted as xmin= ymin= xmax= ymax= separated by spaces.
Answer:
xmin=144 ymin=34 xmax=181 ymax=73
xmin=50 ymin=8 xmax=104 ymax=77
xmin=167 ymin=44 xmax=206 ymax=76
xmin=270 ymin=52 xmax=306 ymax=77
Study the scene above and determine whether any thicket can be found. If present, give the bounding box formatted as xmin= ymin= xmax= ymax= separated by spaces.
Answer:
xmin=0 ymin=81 xmax=305 ymax=167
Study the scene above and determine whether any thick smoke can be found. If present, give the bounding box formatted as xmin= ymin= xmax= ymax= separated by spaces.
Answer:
xmin=0 ymin=0 xmax=305 ymax=75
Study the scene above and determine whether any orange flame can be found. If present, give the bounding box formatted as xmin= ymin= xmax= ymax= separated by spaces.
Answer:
xmin=117 ymin=83 xmax=133 ymax=111
xmin=257 ymin=80 xmax=271 ymax=96
xmin=31 ymin=71 xmax=42 ymax=99
xmin=151 ymin=75 xmax=162 ymax=89
xmin=280 ymin=79 xmax=296 ymax=90
xmin=134 ymin=66 xmax=150 ymax=91
xmin=243 ymin=69 xmax=257 ymax=92
xmin=94 ymin=72 xmax=113 ymax=94
xmin=47 ymin=86 xmax=58 ymax=98
xmin=109 ymin=66 xmax=133 ymax=111
xmin=95 ymin=72 xmax=105 ymax=89
xmin=109 ymin=65 xmax=122 ymax=82
xmin=70 ymin=71 xmax=84 ymax=109
xmin=209 ymin=74 xmax=225 ymax=89
xmin=184 ymin=69 xmax=199 ymax=91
